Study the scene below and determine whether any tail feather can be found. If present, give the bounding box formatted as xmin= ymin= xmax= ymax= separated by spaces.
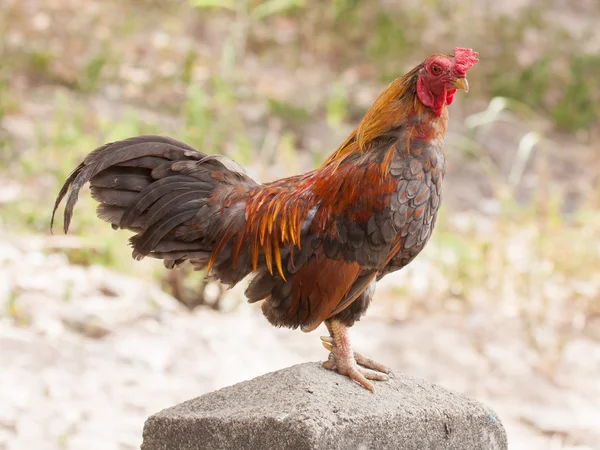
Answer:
xmin=143 ymin=190 xmax=205 ymax=230
xmin=90 ymin=167 xmax=152 ymax=191
xmin=96 ymin=204 xmax=146 ymax=230
xmin=118 ymin=178 xmax=197 ymax=228
xmin=116 ymin=156 xmax=174 ymax=169
xmin=51 ymin=164 xmax=86 ymax=234
xmin=153 ymin=240 xmax=211 ymax=252
xmin=131 ymin=206 xmax=199 ymax=258
xmin=149 ymin=250 xmax=212 ymax=262
xmin=82 ymin=135 xmax=199 ymax=166
xmin=90 ymin=187 xmax=140 ymax=207
xmin=51 ymin=135 xmax=203 ymax=233
xmin=52 ymin=134 xmax=259 ymax=286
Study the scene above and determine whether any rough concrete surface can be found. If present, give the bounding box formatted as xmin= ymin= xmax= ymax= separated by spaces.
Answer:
xmin=142 ymin=362 xmax=507 ymax=450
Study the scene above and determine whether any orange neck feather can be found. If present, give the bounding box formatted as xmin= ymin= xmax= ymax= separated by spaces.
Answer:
xmin=323 ymin=66 xmax=428 ymax=167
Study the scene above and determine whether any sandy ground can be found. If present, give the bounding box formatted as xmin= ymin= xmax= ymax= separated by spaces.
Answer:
xmin=1 ymin=235 xmax=599 ymax=450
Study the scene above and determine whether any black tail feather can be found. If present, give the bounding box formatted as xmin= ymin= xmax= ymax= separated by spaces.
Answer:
xmin=51 ymin=135 xmax=204 ymax=234
xmin=51 ymin=134 xmax=258 ymax=286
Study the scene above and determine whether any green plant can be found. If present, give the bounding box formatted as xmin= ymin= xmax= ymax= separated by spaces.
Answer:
xmin=190 ymin=0 xmax=305 ymax=74
xmin=552 ymin=54 xmax=600 ymax=131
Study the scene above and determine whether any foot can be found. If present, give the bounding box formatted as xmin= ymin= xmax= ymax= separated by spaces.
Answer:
xmin=320 ymin=320 xmax=391 ymax=393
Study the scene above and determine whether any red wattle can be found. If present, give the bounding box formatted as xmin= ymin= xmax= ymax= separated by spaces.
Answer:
xmin=417 ymin=77 xmax=447 ymax=117
xmin=446 ymin=89 xmax=457 ymax=106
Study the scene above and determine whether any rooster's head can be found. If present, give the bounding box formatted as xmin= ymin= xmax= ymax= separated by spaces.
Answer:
xmin=417 ymin=47 xmax=479 ymax=117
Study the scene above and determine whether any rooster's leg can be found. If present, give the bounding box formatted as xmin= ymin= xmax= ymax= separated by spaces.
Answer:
xmin=320 ymin=319 xmax=391 ymax=392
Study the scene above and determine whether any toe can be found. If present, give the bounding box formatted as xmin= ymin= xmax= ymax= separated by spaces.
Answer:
xmin=334 ymin=360 xmax=378 ymax=393
xmin=322 ymin=354 xmax=336 ymax=370
xmin=354 ymin=351 xmax=392 ymax=374
xmin=341 ymin=366 xmax=375 ymax=393
xmin=359 ymin=368 xmax=389 ymax=382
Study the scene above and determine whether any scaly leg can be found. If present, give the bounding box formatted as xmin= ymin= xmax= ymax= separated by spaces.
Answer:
xmin=320 ymin=319 xmax=391 ymax=392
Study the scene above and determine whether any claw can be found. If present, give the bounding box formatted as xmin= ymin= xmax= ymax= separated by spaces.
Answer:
xmin=321 ymin=340 xmax=333 ymax=351
xmin=321 ymin=335 xmax=334 ymax=351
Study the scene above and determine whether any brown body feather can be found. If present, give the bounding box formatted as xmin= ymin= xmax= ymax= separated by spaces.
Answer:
xmin=52 ymin=58 xmax=450 ymax=332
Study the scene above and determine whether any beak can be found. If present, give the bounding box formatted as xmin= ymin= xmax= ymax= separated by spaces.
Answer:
xmin=454 ymin=77 xmax=469 ymax=92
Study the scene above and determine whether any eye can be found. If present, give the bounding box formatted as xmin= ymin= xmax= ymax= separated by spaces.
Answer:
xmin=431 ymin=64 xmax=442 ymax=75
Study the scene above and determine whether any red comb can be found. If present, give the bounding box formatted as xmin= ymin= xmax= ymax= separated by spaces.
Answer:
xmin=453 ymin=48 xmax=479 ymax=77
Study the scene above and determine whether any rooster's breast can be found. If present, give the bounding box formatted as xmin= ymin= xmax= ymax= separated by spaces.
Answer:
xmin=378 ymin=139 xmax=445 ymax=279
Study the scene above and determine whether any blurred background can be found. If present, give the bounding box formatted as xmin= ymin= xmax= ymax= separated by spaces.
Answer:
xmin=0 ymin=0 xmax=599 ymax=449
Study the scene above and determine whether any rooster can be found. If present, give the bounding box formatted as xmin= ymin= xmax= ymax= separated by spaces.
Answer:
xmin=52 ymin=48 xmax=478 ymax=392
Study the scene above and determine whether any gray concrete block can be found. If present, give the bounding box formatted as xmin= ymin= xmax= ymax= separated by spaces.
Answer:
xmin=142 ymin=362 xmax=507 ymax=450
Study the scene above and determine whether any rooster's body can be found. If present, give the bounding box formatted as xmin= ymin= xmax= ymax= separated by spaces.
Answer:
xmin=53 ymin=48 xmax=478 ymax=391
